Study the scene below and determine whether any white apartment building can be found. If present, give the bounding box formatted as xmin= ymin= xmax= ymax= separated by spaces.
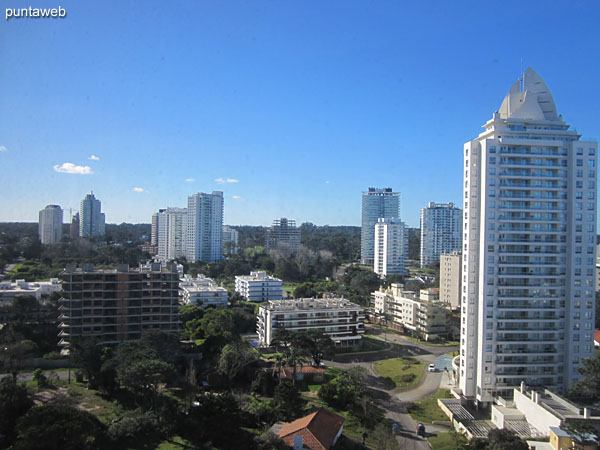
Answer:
xmin=460 ymin=68 xmax=597 ymax=404
xmin=186 ymin=191 xmax=223 ymax=263
xmin=374 ymin=218 xmax=408 ymax=278
xmin=257 ymin=298 xmax=365 ymax=346
xmin=157 ymin=207 xmax=187 ymax=261
xmin=235 ymin=271 xmax=283 ymax=303
xmin=80 ymin=192 xmax=105 ymax=237
xmin=0 ymin=278 xmax=62 ymax=302
xmin=440 ymin=251 xmax=461 ymax=309
xmin=222 ymin=225 xmax=239 ymax=255
xmin=180 ymin=274 xmax=228 ymax=308
xmin=38 ymin=205 xmax=63 ymax=244
xmin=420 ymin=202 xmax=462 ymax=267
xmin=361 ymin=188 xmax=400 ymax=265
xmin=373 ymin=284 xmax=450 ymax=341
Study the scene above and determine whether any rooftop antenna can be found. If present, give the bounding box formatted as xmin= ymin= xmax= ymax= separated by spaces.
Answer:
xmin=520 ymin=57 xmax=524 ymax=92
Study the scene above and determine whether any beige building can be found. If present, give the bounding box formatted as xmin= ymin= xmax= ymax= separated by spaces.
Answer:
xmin=440 ymin=251 xmax=461 ymax=310
xmin=372 ymin=284 xmax=450 ymax=341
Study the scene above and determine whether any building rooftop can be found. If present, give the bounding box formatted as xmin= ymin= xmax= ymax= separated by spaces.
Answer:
xmin=236 ymin=271 xmax=281 ymax=281
xmin=278 ymin=407 xmax=345 ymax=450
xmin=265 ymin=298 xmax=362 ymax=311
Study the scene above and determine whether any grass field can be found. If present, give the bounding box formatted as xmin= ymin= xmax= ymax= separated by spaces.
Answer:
xmin=428 ymin=431 xmax=468 ymax=450
xmin=407 ymin=389 xmax=452 ymax=423
xmin=375 ymin=357 xmax=424 ymax=388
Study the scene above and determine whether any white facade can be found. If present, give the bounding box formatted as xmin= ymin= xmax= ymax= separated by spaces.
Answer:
xmin=0 ymin=278 xmax=61 ymax=302
xmin=460 ymin=68 xmax=597 ymax=403
xmin=38 ymin=205 xmax=63 ymax=244
xmin=180 ymin=274 xmax=228 ymax=308
xmin=80 ymin=192 xmax=105 ymax=237
xmin=222 ymin=225 xmax=239 ymax=255
xmin=361 ymin=188 xmax=400 ymax=265
xmin=374 ymin=218 xmax=408 ymax=277
xmin=185 ymin=191 xmax=223 ymax=263
xmin=257 ymin=298 xmax=365 ymax=346
xmin=373 ymin=284 xmax=450 ymax=341
xmin=440 ymin=251 xmax=461 ymax=309
xmin=235 ymin=271 xmax=283 ymax=303
xmin=420 ymin=202 xmax=462 ymax=267
xmin=157 ymin=207 xmax=187 ymax=261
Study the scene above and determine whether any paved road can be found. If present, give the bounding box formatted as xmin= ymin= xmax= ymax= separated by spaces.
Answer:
xmin=1 ymin=370 xmax=71 ymax=383
xmin=325 ymin=329 xmax=459 ymax=450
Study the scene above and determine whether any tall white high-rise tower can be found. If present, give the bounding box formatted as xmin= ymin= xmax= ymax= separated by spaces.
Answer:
xmin=185 ymin=191 xmax=223 ymax=263
xmin=38 ymin=205 xmax=63 ymax=244
xmin=80 ymin=192 xmax=105 ymax=237
xmin=361 ymin=188 xmax=400 ymax=265
xmin=460 ymin=68 xmax=597 ymax=404
xmin=420 ymin=202 xmax=462 ymax=267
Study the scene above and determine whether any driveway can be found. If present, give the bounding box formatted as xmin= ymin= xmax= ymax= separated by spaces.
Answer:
xmin=324 ymin=330 xmax=458 ymax=449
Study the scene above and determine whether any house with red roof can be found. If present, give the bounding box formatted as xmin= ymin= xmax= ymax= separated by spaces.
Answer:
xmin=277 ymin=407 xmax=345 ymax=450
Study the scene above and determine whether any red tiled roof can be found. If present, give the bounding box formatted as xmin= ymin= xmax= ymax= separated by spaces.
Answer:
xmin=281 ymin=366 xmax=327 ymax=378
xmin=594 ymin=330 xmax=600 ymax=343
xmin=278 ymin=408 xmax=345 ymax=450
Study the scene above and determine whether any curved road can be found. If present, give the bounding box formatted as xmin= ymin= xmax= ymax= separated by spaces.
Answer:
xmin=325 ymin=326 xmax=458 ymax=449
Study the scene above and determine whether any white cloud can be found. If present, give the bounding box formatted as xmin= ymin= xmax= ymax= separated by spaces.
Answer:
xmin=185 ymin=178 xmax=195 ymax=182
xmin=232 ymin=195 xmax=242 ymax=199
xmin=89 ymin=155 xmax=100 ymax=161
xmin=53 ymin=162 xmax=93 ymax=175
xmin=0 ymin=146 xmax=7 ymax=152
xmin=132 ymin=187 xmax=145 ymax=193
xmin=325 ymin=180 xmax=330 ymax=184
xmin=216 ymin=177 xmax=240 ymax=184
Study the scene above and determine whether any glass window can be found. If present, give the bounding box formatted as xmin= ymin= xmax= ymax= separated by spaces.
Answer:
xmin=589 ymin=160 xmax=595 ymax=167
xmin=577 ymin=148 xmax=584 ymax=155
xmin=589 ymin=148 xmax=596 ymax=156
xmin=577 ymin=170 xmax=583 ymax=177
xmin=577 ymin=159 xmax=583 ymax=166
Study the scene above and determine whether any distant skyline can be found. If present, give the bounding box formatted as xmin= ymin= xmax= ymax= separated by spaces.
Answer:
xmin=1 ymin=1 xmax=600 ymax=228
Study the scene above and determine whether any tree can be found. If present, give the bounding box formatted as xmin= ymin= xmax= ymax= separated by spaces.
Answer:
xmin=485 ymin=429 xmax=529 ymax=450
xmin=254 ymin=431 xmax=289 ymax=450
xmin=217 ymin=341 xmax=258 ymax=384
xmin=140 ymin=329 xmax=181 ymax=364
xmin=71 ymin=339 xmax=116 ymax=393
xmin=0 ymin=335 xmax=38 ymax=383
xmin=14 ymin=405 xmax=107 ymax=450
xmin=298 ymin=329 xmax=335 ymax=366
xmin=117 ymin=356 xmax=173 ymax=411
xmin=0 ymin=378 xmax=33 ymax=445
xmin=272 ymin=381 xmax=304 ymax=421
xmin=569 ymin=351 xmax=600 ymax=401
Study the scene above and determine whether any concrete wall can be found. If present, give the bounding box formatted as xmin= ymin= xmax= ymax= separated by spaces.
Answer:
xmin=513 ymin=389 xmax=561 ymax=435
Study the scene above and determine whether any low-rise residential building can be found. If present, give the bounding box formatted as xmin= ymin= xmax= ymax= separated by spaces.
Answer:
xmin=0 ymin=278 xmax=62 ymax=302
xmin=257 ymin=297 xmax=365 ymax=347
xmin=439 ymin=384 xmax=600 ymax=443
xmin=276 ymin=408 xmax=345 ymax=450
xmin=235 ymin=271 xmax=283 ymax=303
xmin=180 ymin=274 xmax=228 ymax=308
xmin=372 ymin=284 xmax=450 ymax=341
xmin=440 ymin=251 xmax=461 ymax=310
xmin=58 ymin=262 xmax=180 ymax=352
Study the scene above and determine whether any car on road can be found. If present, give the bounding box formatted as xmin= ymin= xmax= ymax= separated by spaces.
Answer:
xmin=428 ymin=363 xmax=436 ymax=372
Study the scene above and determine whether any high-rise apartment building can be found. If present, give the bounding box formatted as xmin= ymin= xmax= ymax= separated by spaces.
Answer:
xmin=151 ymin=211 xmax=162 ymax=246
xmin=58 ymin=262 xmax=180 ymax=351
xmin=235 ymin=271 xmax=283 ymax=303
xmin=157 ymin=208 xmax=187 ymax=261
xmin=38 ymin=205 xmax=63 ymax=244
xmin=265 ymin=218 xmax=301 ymax=253
xmin=185 ymin=191 xmax=223 ymax=263
xmin=361 ymin=188 xmax=400 ymax=265
xmin=222 ymin=225 xmax=239 ymax=255
xmin=440 ymin=251 xmax=461 ymax=310
xmin=420 ymin=202 xmax=462 ymax=267
xmin=80 ymin=192 xmax=105 ymax=237
xmin=460 ymin=68 xmax=597 ymax=404
xmin=70 ymin=212 xmax=80 ymax=239
xmin=374 ymin=218 xmax=408 ymax=278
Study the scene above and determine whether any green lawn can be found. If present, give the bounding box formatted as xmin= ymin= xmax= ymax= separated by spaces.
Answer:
xmin=282 ymin=282 xmax=298 ymax=295
xmin=407 ymin=389 xmax=452 ymax=423
xmin=375 ymin=357 xmax=424 ymax=388
xmin=155 ymin=436 xmax=195 ymax=449
xmin=428 ymin=431 xmax=468 ymax=450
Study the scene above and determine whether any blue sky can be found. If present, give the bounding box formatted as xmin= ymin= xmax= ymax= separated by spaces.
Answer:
xmin=1 ymin=1 xmax=600 ymax=227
